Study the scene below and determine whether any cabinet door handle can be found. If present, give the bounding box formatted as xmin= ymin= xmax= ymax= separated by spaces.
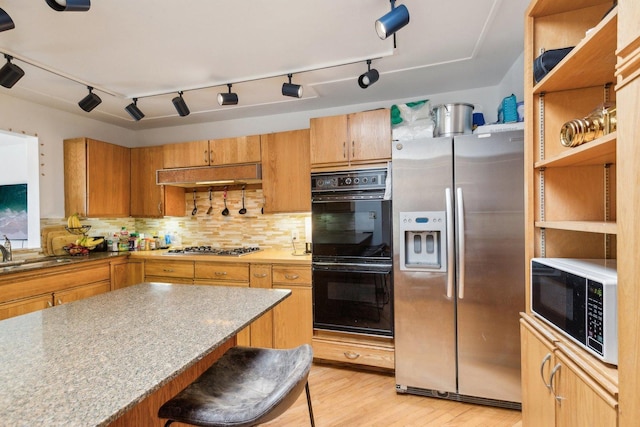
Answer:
xmin=204 ymin=149 xmax=209 ymax=164
xmin=208 ymin=150 xmax=214 ymax=164
xmin=549 ymin=363 xmax=564 ymax=402
xmin=540 ymin=353 xmax=552 ymax=390
xmin=253 ymin=273 xmax=268 ymax=278
xmin=344 ymin=351 xmax=360 ymax=360
xmin=284 ymin=274 xmax=299 ymax=280
xmin=215 ymin=271 xmax=227 ymax=276
xmin=342 ymin=141 xmax=347 ymax=159
xmin=163 ymin=268 xmax=174 ymax=272
xmin=351 ymin=140 xmax=355 ymax=158
xmin=47 ymin=301 xmax=53 ymax=308
xmin=57 ymin=298 xmax=63 ymax=305
xmin=157 ymin=202 xmax=162 ymax=214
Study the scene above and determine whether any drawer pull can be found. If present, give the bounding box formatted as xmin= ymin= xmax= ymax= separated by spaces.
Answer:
xmin=344 ymin=351 xmax=360 ymax=360
xmin=163 ymin=269 xmax=174 ymax=272
xmin=284 ymin=274 xmax=299 ymax=280
xmin=47 ymin=301 xmax=53 ymax=308
xmin=253 ymin=273 xmax=268 ymax=278
xmin=215 ymin=271 xmax=227 ymax=276
xmin=57 ymin=299 xmax=63 ymax=305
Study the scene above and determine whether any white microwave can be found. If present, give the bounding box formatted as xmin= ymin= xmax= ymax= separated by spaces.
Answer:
xmin=530 ymin=258 xmax=618 ymax=365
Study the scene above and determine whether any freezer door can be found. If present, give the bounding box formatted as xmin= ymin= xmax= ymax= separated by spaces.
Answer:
xmin=454 ymin=131 xmax=525 ymax=403
xmin=392 ymin=137 xmax=457 ymax=392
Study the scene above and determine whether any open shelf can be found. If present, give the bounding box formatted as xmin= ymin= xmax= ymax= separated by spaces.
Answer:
xmin=533 ymin=7 xmax=617 ymax=94
xmin=535 ymin=132 xmax=616 ymax=168
xmin=535 ymin=220 xmax=617 ymax=234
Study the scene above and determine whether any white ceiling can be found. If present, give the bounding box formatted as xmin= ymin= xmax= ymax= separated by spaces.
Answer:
xmin=0 ymin=0 xmax=528 ymax=130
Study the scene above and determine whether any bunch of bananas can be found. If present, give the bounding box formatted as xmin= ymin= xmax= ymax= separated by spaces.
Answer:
xmin=75 ymin=236 xmax=104 ymax=249
xmin=67 ymin=213 xmax=82 ymax=228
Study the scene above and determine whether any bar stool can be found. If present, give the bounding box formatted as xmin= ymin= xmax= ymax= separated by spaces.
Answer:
xmin=158 ymin=344 xmax=315 ymax=427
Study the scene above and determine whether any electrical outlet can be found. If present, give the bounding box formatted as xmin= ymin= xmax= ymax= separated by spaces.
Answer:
xmin=291 ymin=230 xmax=299 ymax=241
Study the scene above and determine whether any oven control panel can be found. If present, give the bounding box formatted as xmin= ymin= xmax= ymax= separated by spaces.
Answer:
xmin=311 ymin=168 xmax=387 ymax=192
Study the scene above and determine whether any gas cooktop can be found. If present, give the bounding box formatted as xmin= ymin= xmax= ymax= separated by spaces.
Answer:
xmin=165 ymin=246 xmax=262 ymax=256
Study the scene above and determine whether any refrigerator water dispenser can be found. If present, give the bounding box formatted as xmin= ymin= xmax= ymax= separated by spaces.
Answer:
xmin=399 ymin=211 xmax=447 ymax=272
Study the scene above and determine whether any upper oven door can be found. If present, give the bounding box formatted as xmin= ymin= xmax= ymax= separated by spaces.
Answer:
xmin=311 ymin=195 xmax=392 ymax=261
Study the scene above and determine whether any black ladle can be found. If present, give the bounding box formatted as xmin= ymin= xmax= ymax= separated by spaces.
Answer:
xmin=222 ymin=187 xmax=229 ymax=216
xmin=239 ymin=186 xmax=247 ymax=215
xmin=191 ymin=189 xmax=198 ymax=215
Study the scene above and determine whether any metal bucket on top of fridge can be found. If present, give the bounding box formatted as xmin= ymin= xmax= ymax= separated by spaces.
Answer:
xmin=432 ymin=103 xmax=474 ymax=137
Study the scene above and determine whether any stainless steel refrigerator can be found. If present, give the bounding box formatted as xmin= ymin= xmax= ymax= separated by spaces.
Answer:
xmin=392 ymin=130 xmax=524 ymax=409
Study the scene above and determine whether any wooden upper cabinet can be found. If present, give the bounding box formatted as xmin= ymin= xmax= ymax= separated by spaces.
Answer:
xmin=162 ymin=136 xmax=261 ymax=169
xmin=130 ymin=146 xmax=185 ymax=218
xmin=64 ymin=138 xmax=130 ymax=218
xmin=261 ymin=129 xmax=311 ymax=213
xmin=210 ymin=135 xmax=261 ymax=165
xmin=163 ymin=140 xmax=209 ymax=168
xmin=310 ymin=109 xmax=391 ymax=168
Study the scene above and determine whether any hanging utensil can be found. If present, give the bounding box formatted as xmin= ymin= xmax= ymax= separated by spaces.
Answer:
xmin=206 ymin=187 xmax=213 ymax=215
xmin=239 ymin=186 xmax=247 ymax=215
xmin=191 ymin=189 xmax=198 ymax=215
xmin=221 ymin=186 xmax=229 ymax=216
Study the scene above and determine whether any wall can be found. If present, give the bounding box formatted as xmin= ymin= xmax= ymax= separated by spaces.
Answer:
xmin=1 ymin=54 xmax=524 ymax=253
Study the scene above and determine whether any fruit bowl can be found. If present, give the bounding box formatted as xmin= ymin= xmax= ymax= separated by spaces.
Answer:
xmin=65 ymin=225 xmax=91 ymax=235
xmin=63 ymin=244 xmax=91 ymax=256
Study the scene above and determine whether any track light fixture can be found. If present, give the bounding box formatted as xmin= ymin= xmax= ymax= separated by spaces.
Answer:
xmin=125 ymin=98 xmax=145 ymax=121
xmin=0 ymin=8 xmax=15 ymax=32
xmin=282 ymin=74 xmax=303 ymax=98
xmin=78 ymin=86 xmax=101 ymax=112
xmin=217 ymin=84 xmax=238 ymax=106
xmin=375 ymin=0 xmax=410 ymax=40
xmin=358 ymin=60 xmax=379 ymax=89
xmin=0 ymin=55 xmax=25 ymax=89
xmin=172 ymin=91 xmax=190 ymax=117
xmin=45 ymin=0 xmax=91 ymax=12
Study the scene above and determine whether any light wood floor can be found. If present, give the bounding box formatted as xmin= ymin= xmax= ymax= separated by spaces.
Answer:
xmin=263 ymin=363 xmax=522 ymax=427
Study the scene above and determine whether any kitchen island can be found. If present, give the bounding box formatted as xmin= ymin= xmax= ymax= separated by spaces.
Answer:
xmin=0 ymin=282 xmax=290 ymax=426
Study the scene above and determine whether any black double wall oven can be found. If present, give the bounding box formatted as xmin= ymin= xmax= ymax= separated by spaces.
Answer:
xmin=311 ymin=168 xmax=393 ymax=337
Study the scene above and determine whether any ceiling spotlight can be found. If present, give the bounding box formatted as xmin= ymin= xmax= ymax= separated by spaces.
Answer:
xmin=358 ymin=59 xmax=379 ymax=89
xmin=0 ymin=8 xmax=15 ymax=32
xmin=0 ymin=55 xmax=25 ymax=88
xmin=172 ymin=91 xmax=190 ymax=117
xmin=78 ymin=86 xmax=101 ymax=112
xmin=282 ymin=74 xmax=303 ymax=98
xmin=125 ymin=98 xmax=145 ymax=121
xmin=45 ymin=0 xmax=91 ymax=12
xmin=375 ymin=0 xmax=410 ymax=40
xmin=217 ymin=84 xmax=238 ymax=106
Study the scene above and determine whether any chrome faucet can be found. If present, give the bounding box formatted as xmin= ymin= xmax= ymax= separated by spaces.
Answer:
xmin=0 ymin=244 xmax=7 ymax=262
xmin=2 ymin=235 xmax=11 ymax=262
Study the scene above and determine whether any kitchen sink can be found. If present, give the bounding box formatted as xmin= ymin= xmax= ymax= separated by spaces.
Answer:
xmin=0 ymin=257 xmax=74 ymax=271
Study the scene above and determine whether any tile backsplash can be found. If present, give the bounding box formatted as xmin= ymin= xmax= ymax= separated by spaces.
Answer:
xmin=41 ymin=188 xmax=310 ymax=252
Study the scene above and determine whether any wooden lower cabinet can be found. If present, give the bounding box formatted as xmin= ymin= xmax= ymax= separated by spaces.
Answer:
xmin=0 ymin=294 xmax=53 ymax=320
xmin=250 ymin=264 xmax=273 ymax=348
xmin=272 ymin=265 xmax=312 ymax=349
xmin=54 ymin=281 xmax=111 ymax=305
xmin=312 ymin=330 xmax=394 ymax=370
xmin=112 ymin=258 xmax=144 ymax=290
xmin=520 ymin=315 xmax=618 ymax=426
xmin=144 ymin=259 xmax=194 ymax=284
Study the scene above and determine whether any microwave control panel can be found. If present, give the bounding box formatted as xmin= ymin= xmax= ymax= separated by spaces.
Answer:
xmin=586 ymin=280 xmax=605 ymax=356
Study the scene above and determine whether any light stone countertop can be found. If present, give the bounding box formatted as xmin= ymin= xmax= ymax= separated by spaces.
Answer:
xmin=0 ymin=283 xmax=290 ymax=426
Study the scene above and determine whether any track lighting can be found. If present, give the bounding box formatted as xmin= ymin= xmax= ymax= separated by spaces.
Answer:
xmin=375 ymin=0 xmax=410 ymax=40
xmin=125 ymin=98 xmax=145 ymax=121
xmin=0 ymin=55 xmax=25 ymax=88
xmin=358 ymin=60 xmax=379 ymax=89
xmin=45 ymin=0 xmax=91 ymax=12
xmin=217 ymin=84 xmax=238 ymax=106
xmin=0 ymin=8 xmax=15 ymax=32
xmin=78 ymin=86 xmax=101 ymax=112
xmin=172 ymin=91 xmax=190 ymax=116
xmin=282 ymin=74 xmax=303 ymax=98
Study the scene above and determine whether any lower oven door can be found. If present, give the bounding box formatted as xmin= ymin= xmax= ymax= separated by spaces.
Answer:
xmin=312 ymin=262 xmax=393 ymax=337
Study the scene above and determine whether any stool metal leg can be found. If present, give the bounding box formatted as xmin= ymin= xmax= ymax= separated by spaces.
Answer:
xmin=305 ymin=382 xmax=315 ymax=427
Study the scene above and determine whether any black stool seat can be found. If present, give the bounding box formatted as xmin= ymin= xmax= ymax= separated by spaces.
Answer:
xmin=158 ymin=344 xmax=314 ymax=427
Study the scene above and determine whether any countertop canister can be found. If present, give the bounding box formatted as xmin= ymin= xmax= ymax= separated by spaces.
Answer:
xmin=432 ymin=103 xmax=474 ymax=137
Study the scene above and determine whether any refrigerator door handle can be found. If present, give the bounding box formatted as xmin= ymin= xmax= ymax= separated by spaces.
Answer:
xmin=456 ymin=187 xmax=465 ymax=299
xmin=445 ymin=187 xmax=454 ymax=299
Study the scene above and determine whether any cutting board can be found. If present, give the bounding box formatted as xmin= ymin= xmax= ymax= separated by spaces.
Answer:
xmin=46 ymin=230 xmax=69 ymax=256
xmin=41 ymin=225 xmax=66 ymax=256
xmin=51 ymin=235 xmax=79 ymax=256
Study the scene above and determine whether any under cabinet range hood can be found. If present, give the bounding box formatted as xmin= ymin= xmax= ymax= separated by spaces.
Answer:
xmin=156 ymin=164 xmax=262 ymax=188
